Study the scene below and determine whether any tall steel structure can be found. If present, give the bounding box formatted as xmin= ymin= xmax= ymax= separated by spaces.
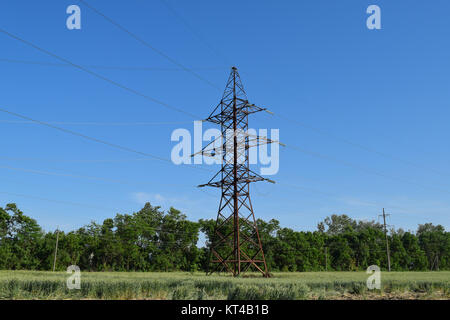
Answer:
xmin=195 ymin=67 xmax=277 ymax=277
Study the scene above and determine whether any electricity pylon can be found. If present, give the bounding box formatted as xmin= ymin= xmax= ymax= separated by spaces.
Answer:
xmin=194 ymin=67 xmax=279 ymax=277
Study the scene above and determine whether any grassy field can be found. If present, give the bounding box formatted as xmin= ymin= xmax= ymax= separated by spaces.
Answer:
xmin=0 ymin=271 xmax=449 ymax=300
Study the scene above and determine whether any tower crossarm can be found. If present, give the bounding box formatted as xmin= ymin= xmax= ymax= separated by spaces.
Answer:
xmin=191 ymin=131 xmax=284 ymax=159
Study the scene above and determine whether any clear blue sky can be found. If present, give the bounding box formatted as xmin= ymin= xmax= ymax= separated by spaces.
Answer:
xmin=0 ymin=0 xmax=449 ymax=233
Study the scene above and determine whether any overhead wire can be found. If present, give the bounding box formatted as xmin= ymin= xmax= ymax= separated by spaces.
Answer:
xmin=0 ymin=119 xmax=192 ymax=126
xmin=0 ymin=156 xmax=177 ymax=163
xmin=158 ymin=0 xmax=230 ymax=66
xmin=260 ymin=181 xmax=428 ymax=220
xmin=0 ymin=107 xmax=211 ymax=173
xmin=0 ymin=164 xmax=193 ymax=188
xmin=281 ymin=142 xmax=450 ymax=195
xmin=0 ymin=27 xmax=201 ymax=119
xmin=0 ymin=57 xmax=225 ymax=71
xmin=0 ymin=191 xmax=117 ymax=212
xmin=78 ymin=0 xmax=221 ymax=90
xmin=1 ymin=7 xmax=447 ymax=225
xmin=1 ymin=104 xmax=435 ymax=220
xmin=270 ymin=108 xmax=450 ymax=178
xmin=146 ymin=2 xmax=412 ymax=214
xmin=84 ymin=0 xmax=450 ymax=188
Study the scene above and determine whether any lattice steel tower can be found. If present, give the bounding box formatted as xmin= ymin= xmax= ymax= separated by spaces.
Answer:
xmin=195 ymin=67 xmax=277 ymax=277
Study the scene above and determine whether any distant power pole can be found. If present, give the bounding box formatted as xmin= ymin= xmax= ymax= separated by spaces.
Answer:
xmin=379 ymin=209 xmax=391 ymax=272
xmin=52 ymin=228 xmax=59 ymax=272
xmin=324 ymin=247 xmax=328 ymax=271
xmin=431 ymin=253 xmax=439 ymax=271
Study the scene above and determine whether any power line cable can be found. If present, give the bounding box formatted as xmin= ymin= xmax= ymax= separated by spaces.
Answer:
xmin=272 ymin=113 xmax=450 ymax=178
xmin=78 ymin=0 xmax=221 ymax=90
xmin=1 ymin=24 xmax=445 ymax=216
xmin=6 ymin=26 xmax=428 ymax=203
xmin=0 ymin=107 xmax=211 ymax=173
xmin=0 ymin=57 xmax=225 ymax=71
xmin=0 ymin=119 xmax=192 ymax=126
xmin=0 ymin=191 xmax=117 ymax=211
xmin=0 ymin=27 xmax=200 ymax=119
xmin=158 ymin=0 xmax=230 ymax=66
xmin=282 ymin=142 xmax=450 ymax=195
xmin=24 ymin=3 xmax=440 ymax=188
xmin=197 ymin=187 xmax=217 ymax=199
xmin=248 ymin=173 xmax=432 ymax=219
xmin=0 ymin=156 xmax=171 ymax=163
xmin=0 ymin=190 xmax=211 ymax=223
xmin=0 ymin=164 xmax=193 ymax=188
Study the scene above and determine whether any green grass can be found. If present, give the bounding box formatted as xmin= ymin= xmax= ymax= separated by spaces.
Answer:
xmin=0 ymin=271 xmax=448 ymax=300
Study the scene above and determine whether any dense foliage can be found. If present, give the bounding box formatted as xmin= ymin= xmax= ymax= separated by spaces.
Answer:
xmin=0 ymin=203 xmax=449 ymax=272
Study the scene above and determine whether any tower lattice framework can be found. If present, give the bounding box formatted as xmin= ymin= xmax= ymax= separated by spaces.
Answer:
xmin=195 ymin=67 xmax=277 ymax=277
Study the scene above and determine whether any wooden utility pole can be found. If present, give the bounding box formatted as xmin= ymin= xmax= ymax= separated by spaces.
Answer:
xmin=431 ymin=253 xmax=439 ymax=271
xmin=52 ymin=228 xmax=59 ymax=272
xmin=436 ymin=254 xmax=439 ymax=271
xmin=380 ymin=209 xmax=391 ymax=272
xmin=324 ymin=247 xmax=328 ymax=271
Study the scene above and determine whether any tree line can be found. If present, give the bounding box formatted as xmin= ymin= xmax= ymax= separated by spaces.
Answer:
xmin=0 ymin=202 xmax=449 ymax=272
